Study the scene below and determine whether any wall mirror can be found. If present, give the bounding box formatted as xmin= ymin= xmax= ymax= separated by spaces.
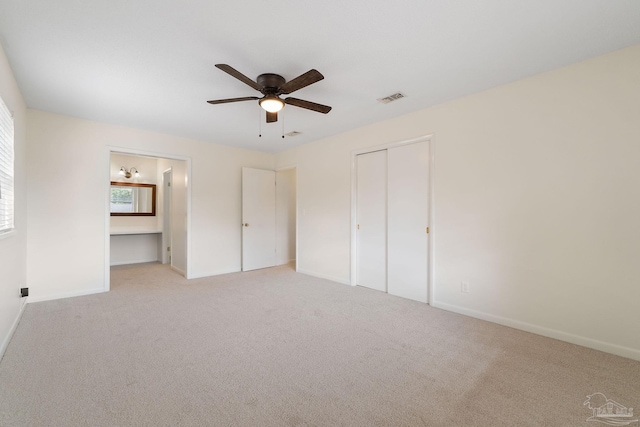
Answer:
xmin=110 ymin=182 xmax=156 ymax=216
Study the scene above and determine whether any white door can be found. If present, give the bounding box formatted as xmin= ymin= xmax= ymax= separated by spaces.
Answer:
xmin=356 ymin=150 xmax=387 ymax=292
xmin=162 ymin=169 xmax=172 ymax=265
xmin=387 ymin=141 xmax=430 ymax=302
xmin=242 ymin=167 xmax=276 ymax=271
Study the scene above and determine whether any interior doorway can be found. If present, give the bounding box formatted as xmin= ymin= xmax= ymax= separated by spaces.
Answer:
xmin=241 ymin=166 xmax=297 ymax=271
xmin=106 ymin=148 xmax=191 ymax=291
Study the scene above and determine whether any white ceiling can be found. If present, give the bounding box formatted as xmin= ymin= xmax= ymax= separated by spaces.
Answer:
xmin=1 ymin=1 xmax=640 ymax=153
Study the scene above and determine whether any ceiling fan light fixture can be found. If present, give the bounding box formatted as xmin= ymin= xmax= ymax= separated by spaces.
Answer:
xmin=259 ymin=96 xmax=284 ymax=113
xmin=209 ymin=65 xmax=331 ymax=123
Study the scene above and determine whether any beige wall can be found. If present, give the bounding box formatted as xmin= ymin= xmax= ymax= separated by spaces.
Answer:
xmin=0 ymin=43 xmax=27 ymax=356
xmin=276 ymin=45 xmax=640 ymax=360
xmin=27 ymin=110 xmax=274 ymax=301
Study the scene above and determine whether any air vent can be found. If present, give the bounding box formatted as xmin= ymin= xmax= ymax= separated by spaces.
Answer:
xmin=377 ymin=92 xmax=406 ymax=104
xmin=285 ymin=131 xmax=302 ymax=137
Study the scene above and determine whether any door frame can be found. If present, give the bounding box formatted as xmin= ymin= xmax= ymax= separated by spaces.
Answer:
xmin=349 ymin=134 xmax=435 ymax=303
xmin=105 ymin=146 xmax=192 ymax=292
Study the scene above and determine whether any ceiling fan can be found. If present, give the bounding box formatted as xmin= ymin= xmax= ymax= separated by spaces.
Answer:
xmin=207 ymin=64 xmax=331 ymax=123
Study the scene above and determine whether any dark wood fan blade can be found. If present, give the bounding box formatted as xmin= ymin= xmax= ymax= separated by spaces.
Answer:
xmin=215 ymin=64 xmax=263 ymax=92
xmin=279 ymin=69 xmax=324 ymax=94
xmin=207 ymin=96 xmax=260 ymax=105
xmin=284 ymin=97 xmax=332 ymax=114
xmin=266 ymin=111 xmax=278 ymax=123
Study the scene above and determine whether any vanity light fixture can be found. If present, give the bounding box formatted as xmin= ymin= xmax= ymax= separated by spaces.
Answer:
xmin=119 ymin=167 xmax=140 ymax=179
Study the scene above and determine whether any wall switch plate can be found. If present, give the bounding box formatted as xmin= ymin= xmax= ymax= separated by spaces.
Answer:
xmin=461 ymin=281 xmax=470 ymax=293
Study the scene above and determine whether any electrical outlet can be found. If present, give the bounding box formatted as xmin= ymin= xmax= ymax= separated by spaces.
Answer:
xmin=20 ymin=287 xmax=28 ymax=297
xmin=461 ymin=281 xmax=470 ymax=293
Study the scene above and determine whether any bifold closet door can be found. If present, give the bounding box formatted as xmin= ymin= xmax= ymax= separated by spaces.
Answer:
xmin=387 ymin=141 xmax=429 ymax=302
xmin=356 ymin=150 xmax=387 ymax=292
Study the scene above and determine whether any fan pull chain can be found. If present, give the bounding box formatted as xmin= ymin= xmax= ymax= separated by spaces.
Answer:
xmin=282 ymin=110 xmax=285 ymax=138
xmin=258 ymin=109 xmax=262 ymax=138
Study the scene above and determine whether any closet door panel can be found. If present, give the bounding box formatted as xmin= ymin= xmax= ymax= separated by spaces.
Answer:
xmin=356 ymin=150 xmax=387 ymax=292
xmin=387 ymin=141 xmax=429 ymax=302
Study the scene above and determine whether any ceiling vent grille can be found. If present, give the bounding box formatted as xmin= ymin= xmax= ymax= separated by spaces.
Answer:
xmin=285 ymin=131 xmax=302 ymax=137
xmin=377 ymin=92 xmax=406 ymax=104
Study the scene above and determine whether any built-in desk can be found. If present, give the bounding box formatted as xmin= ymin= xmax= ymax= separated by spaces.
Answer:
xmin=110 ymin=228 xmax=162 ymax=266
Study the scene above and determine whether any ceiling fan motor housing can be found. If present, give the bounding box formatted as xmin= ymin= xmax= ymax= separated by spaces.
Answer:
xmin=257 ymin=73 xmax=286 ymax=94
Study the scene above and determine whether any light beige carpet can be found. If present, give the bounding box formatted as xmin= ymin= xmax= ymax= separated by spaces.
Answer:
xmin=1 ymin=263 xmax=638 ymax=426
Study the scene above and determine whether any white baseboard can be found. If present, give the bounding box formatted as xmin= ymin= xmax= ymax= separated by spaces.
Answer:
xmin=1 ymin=297 xmax=28 ymax=361
xmin=431 ymin=300 xmax=640 ymax=362
xmin=191 ymin=262 xmax=298 ymax=279
xmin=110 ymin=258 xmax=159 ymax=266
xmin=28 ymin=287 xmax=105 ymax=303
xmin=297 ymin=268 xmax=351 ymax=286
xmin=187 ymin=267 xmax=240 ymax=280
xmin=171 ymin=265 xmax=186 ymax=277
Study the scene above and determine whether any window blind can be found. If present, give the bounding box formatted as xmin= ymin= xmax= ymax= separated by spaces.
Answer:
xmin=0 ymin=96 xmax=14 ymax=234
